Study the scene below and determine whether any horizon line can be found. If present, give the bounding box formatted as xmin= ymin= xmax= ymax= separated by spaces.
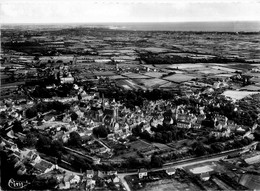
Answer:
xmin=2 ymin=20 xmax=260 ymax=25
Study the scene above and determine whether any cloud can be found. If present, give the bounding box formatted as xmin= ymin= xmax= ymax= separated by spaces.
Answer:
xmin=1 ymin=0 xmax=260 ymax=23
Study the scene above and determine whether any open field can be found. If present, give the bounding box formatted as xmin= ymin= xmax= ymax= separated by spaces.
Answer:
xmin=159 ymin=82 xmax=179 ymax=89
xmin=121 ymin=72 xmax=151 ymax=79
xmin=187 ymin=163 xmax=216 ymax=174
xmin=211 ymin=66 xmax=238 ymax=73
xmin=163 ymin=74 xmax=196 ymax=83
xmin=134 ymin=78 xmax=168 ymax=88
xmin=152 ymin=143 xmax=172 ymax=150
xmin=198 ymin=68 xmax=225 ymax=74
xmin=239 ymin=174 xmax=260 ymax=190
xmin=143 ymin=72 xmax=167 ymax=78
xmin=141 ymin=47 xmax=172 ymax=53
xmin=126 ymin=140 xmax=153 ymax=151
xmin=115 ymin=151 xmax=139 ymax=159
xmin=212 ymin=73 xmax=236 ymax=78
xmin=167 ymin=139 xmax=195 ymax=149
xmin=140 ymin=179 xmax=198 ymax=191
xmin=108 ymin=75 xmax=127 ymax=80
xmin=116 ymin=79 xmax=146 ymax=90
xmin=245 ymin=72 xmax=260 ymax=78
xmin=240 ymin=85 xmax=260 ymax=91
xmin=222 ymin=90 xmax=260 ymax=100
xmin=167 ymin=63 xmax=205 ymax=69
xmin=92 ymin=71 xmax=116 ymax=76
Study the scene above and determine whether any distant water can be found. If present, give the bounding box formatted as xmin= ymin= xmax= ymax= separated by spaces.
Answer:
xmin=3 ymin=21 xmax=260 ymax=32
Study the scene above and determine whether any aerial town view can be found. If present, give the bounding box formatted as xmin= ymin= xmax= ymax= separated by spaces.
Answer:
xmin=1 ymin=0 xmax=260 ymax=190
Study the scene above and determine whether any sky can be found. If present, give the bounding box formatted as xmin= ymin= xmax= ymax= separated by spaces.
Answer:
xmin=1 ymin=0 xmax=260 ymax=24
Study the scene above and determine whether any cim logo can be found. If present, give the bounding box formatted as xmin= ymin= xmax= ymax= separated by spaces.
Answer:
xmin=8 ymin=178 xmax=30 ymax=189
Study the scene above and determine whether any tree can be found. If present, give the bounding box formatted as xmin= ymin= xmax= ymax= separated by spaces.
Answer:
xmin=32 ymin=86 xmax=52 ymax=98
xmin=140 ymin=130 xmax=151 ymax=140
xmin=36 ymin=135 xmax=52 ymax=153
xmin=162 ymin=132 xmax=170 ymax=143
xmin=71 ymin=112 xmax=78 ymax=121
xmin=233 ymin=139 xmax=244 ymax=148
xmin=151 ymin=154 xmax=163 ymax=168
xmin=254 ymin=127 xmax=260 ymax=141
xmin=93 ymin=125 xmax=108 ymax=138
xmin=211 ymin=142 xmax=224 ymax=153
xmin=12 ymin=120 xmax=23 ymax=133
xmin=34 ymin=56 xmax=40 ymax=61
xmin=155 ymin=132 xmax=163 ymax=143
xmin=71 ymin=156 xmax=90 ymax=171
xmin=50 ymin=140 xmax=64 ymax=158
xmin=78 ymin=94 xmax=82 ymax=101
xmin=256 ymin=143 xmax=260 ymax=151
xmin=47 ymin=177 xmax=59 ymax=188
xmin=193 ymin=142 xmax=207 ymax=156
xmin=132 ymin=124 xmax=142 ymax=136
xmin=240 ymin=138 xmax=250 ymax=146
xmin=167 ymin=131 xmax=173 ymax=143
xmin=24 ymin=132 xmax=37 ymax=147
xmin=201 ymin=119 xmax=214 ymax=128
xmin=126 ymin=157 xmax=142 ymax=169
xmin=52 ymin=101 xmax=69 ymax=112
xmin=25 ymin=107 xmax=38 ymax=119
xmin=127 ymin=135 xmax=137 ymax=142
xmin=68 ymin=131 xmax=82 ymax=147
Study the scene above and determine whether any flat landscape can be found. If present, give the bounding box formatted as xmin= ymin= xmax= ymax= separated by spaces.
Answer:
xmin=1 ymin=21 xmax=260 ymax=191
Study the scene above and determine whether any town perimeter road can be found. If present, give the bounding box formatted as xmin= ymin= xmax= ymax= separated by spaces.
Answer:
xmin=118 ymin=155 xmax=225 ymax=191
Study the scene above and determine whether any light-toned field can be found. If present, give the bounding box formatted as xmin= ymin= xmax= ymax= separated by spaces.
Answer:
xmin=112 ymin=56 xmax=137 ymax=60
xmin=245 ymin=72 xmax=260 ymax=78
xmin=117 ymin=79 xmax=146 ymax=90
xmin=134 ymin=78 xmax=168 ymax=88
xmin=211 ymin=66 xmax=237 ymax=73
xmin=140 ymin=179 xmax=198 ymax=191
xmin=189 ymin=165 xmax=214 ymax=174
xmin=198 ymin=68 xmax=225 ymax=74
xmin=108 ymin=75 xmax=127 ymax=80
xmin=222 ymin=90 xmax=260 ymax=100
xmin=240 ymin=85 xmax=260 ymax=91
xmin=167 ymin=63 xmax=205 ymax=70
xmin=159 ymin=82 xmax=179 ymax=89
xmin=184 ymin=161 xmax=217 ymax=174
xmin=143 ymin=72 xmax=167 ymax=78
xmin=163 ymin=74 xmax=196 ymax=83
xmin=213 ymin=73 xmax=236 ymax=78
xmin=166 ymin=70 xmax=185 ymax=74
xmin=250 ymin=64 xmax=260 ymax=66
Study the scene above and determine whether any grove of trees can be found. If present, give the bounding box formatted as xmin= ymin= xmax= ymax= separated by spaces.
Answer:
xmin=25 ymin=101 xmax=69 ymax=119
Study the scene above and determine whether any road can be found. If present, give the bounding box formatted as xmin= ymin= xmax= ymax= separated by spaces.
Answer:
xmin=118 ymin=155 xmax=226 ymax=191
xmin=119 ymin=146 xmax=253 ymax=191
xmin=2 ymin=133 xmax=257 ymax=191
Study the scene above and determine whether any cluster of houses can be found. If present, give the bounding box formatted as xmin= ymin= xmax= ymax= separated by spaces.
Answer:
xmin=58 ymin=169 xmax=123 ymax=190
xmin=1 ymin=140 xmax=56 ymax=176
xmin=210 ymin=114 xmax=255 ymax=139
xmin=59 ymin=65 xmax=74 ymax=84
xmin=0 ymin=137 xmax=126 ymax=190
xmin=137 ymin=167 xmax=176 ymax=179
